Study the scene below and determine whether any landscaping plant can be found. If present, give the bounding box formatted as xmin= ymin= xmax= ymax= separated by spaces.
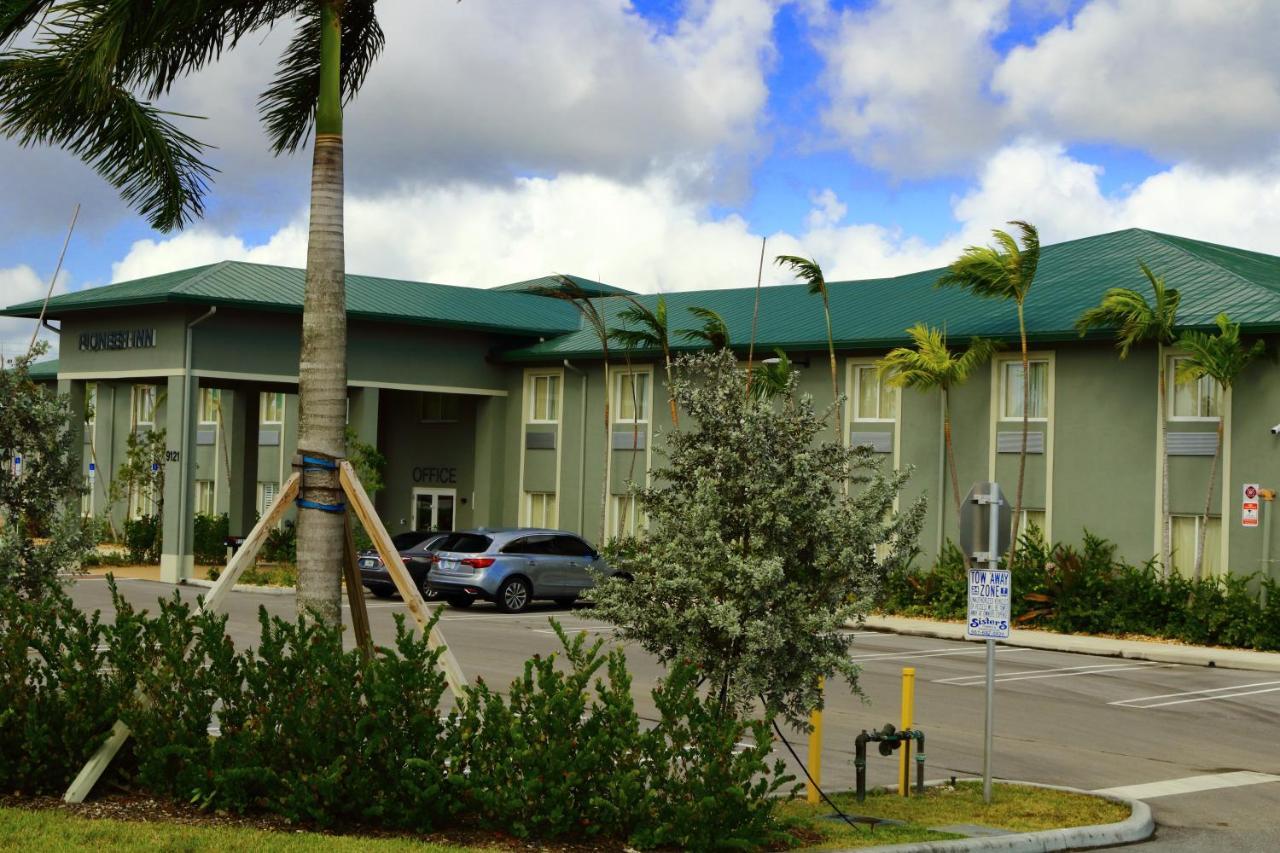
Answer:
xmin=592 ymin=349 xmax=926 ymax=727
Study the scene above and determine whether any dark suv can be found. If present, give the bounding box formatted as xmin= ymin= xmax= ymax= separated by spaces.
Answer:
xmin=358 ymin=530 xmax=451 ymax=600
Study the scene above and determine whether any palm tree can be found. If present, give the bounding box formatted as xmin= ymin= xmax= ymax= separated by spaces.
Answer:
xmin=678 ymin=306 xmax=731 ymax=350
xmin=775 ymin=255 xmax=839 ymax=415
xmin=610 ymin=296 xmax=678 ymax=429
xmin=1075 ymin=262 xmax=1181 ymax=573
xmin=749 ymin=349 xmax=794 ymax=401
xmin=1174 ymin=314 xmax=1265 ymax=580
xmin=877 ymin=325 xmax=997 ymax=551
xmin=533 ymin=276 xmax=612 ymax=539
xmin=937 ymin=221 xmax=1040 ymax=559
xmin=0 ymin=2 xmax=388 ymax=624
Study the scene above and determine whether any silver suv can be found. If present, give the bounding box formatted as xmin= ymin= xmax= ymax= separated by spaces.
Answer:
xmin=425 ymin=528 xmax=616 ymax=613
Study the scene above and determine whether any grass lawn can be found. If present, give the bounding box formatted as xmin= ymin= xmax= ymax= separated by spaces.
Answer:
xmin=0 ymin=807 xmax=492 ymax=852
xmin=778 ymin=781 xmax=1130 ymax=850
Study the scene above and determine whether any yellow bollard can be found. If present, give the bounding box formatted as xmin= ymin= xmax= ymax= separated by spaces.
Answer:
xmin=806 ymin=676 xmax=824 ymax=804
xmin=899 ymin=667 xmax=915 ymax=796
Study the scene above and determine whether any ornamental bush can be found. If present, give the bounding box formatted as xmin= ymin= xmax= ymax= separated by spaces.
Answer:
xmin=880 ymin=528 xmax=1280 ymax=651
xmin=592 ymin=349 xmax=926 ymax=727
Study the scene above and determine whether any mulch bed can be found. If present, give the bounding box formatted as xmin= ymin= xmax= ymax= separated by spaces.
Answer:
xmin=0 ymin=791 xmax=635 ymax=851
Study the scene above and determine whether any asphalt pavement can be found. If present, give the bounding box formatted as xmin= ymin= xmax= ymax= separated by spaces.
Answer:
xmin=70 ymin=577 xmax=1280 ymax=852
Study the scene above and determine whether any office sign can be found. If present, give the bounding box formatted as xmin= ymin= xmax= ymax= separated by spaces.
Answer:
xmin=966 ymin=568 xmax=1012 ymax=640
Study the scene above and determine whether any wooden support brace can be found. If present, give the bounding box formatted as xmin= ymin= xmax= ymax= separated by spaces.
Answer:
xmin=64 ymin=473 xmax=301 ymax=804
xmin=343 ymin=512 xmax=374 ymax=660
xmin=339 ymin=461 xmax=467 ymax=699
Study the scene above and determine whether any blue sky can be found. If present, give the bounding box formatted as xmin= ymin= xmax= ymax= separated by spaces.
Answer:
xmin=3 ymin=0 xmax=1280 ymax=353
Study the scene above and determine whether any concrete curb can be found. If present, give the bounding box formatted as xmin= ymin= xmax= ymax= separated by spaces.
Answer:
xmin=827 ymin=780 xmax=1153 ymax=853
xmin=860 ymin=614 xmax=1280 ymax=673
xmin=182 ymin=578 xmax=296 ymax=596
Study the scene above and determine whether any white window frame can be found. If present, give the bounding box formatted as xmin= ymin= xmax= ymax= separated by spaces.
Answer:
xmin=611 ymin=493 xmax=644 ymax=537
xmin=524 ymin=491 xmax=558 ymax=529
xmin=195 ymin=480 xmax=215 ymax=516
xmin=612 ymin=367 xmax=653 ymax=425
xmin=197 ymin=388 xmax=221 ymax=425
xmin=1166 ymin=355 xmax=1222 ymax=422
xmin=1169 ymin=514 xmax=1221 ymax=577
xmin=129 ymin=483 xmax=157 ymax=520
xmin=527 ymin=372 xmax=561 ymax=424
xmin=260 ymin=391 xmax=285 ymax=425
xmin=998 ymin=358 xmax=1051 ymax=423
xmin=851 ymin=364 xmax=897 ymax=423
xmin=257 ymin=481 xmax=279 ymax=517
xmin=132 ymin=384 xmax=156 ymax=428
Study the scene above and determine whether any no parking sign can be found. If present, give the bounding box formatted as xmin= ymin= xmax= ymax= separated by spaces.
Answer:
xmin=1243 ymin=483 xmax=1260 ymax=527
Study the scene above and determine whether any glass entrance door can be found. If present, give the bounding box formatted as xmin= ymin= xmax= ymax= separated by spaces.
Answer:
xmin=411 ymin=488 xmax=456 ymax=531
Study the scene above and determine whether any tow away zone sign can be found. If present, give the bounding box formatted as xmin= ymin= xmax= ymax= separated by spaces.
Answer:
xmin=966 ymin=569 xmax=1012 ymax=640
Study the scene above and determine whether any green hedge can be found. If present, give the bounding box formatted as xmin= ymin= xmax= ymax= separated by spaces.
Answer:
xmin=879 ymin=529 xmax=1280 ymax=650
xmin=193 ymin=513 xmax=229 ymax=565
xmin=0 ymin=583 xmax=795 ymax=849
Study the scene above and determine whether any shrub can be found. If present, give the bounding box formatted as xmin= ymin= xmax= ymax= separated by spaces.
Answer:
xmin=259 ymin=521 xmax=296 ymax=563
xmin=193 ymin=513 xmax=230 ymax=565
xmin=124 ymin=515 xmax=161 ymax=564
xmin=879 ymin=528 xmax=1280 ymax=651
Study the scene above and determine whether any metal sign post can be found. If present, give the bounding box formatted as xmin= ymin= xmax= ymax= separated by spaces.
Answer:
xmin=959 ymin=482 xmax=1012 ymax=805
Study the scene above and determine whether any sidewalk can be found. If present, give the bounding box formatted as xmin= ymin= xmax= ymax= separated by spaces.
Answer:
xmin=861 ymin=614 xmax=1280 ymax=673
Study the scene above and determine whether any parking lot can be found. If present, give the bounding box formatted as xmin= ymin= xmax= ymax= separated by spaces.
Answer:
xmin=71 ymin=577 xmax=1280 ymax=852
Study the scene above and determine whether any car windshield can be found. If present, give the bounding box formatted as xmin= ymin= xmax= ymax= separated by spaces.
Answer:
xmin=391 ymin=532 xmax=429 ymax=550
xmin=433 ymin=533 xmax=492 ymax=554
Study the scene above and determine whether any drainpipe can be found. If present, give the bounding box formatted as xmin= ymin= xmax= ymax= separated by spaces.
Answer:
xmin=564 ymin=359 xmax=588 ymax=535
xmin=178 ymin=306 xmax=217 ymax=570
xmin=1263 ymin=489 xmax=1276 ymax=607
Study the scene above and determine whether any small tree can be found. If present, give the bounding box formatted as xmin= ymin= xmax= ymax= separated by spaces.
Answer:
xmin=1174 ymin=314 xmax=1264 ymax=580
xmin=109 ymin=427 xmax=167 ymax=563
xmin=610 ymin=296 xmax=678 ymax=429
xmin=591 ymin=350 xmax=925 ymax=726
xmin=0 ymin=345 xmax=92 ymax=595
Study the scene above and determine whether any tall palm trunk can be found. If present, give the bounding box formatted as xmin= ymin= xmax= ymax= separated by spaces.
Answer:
xmin=1195 ymin=416 xmax=1223 ymax=581
xmin=823 ymin=295 xmax=839 ymax=426
xmin=1158 ymin=347 xmax=1171 ymax=574
xmin=601 ymin=357 xmax=610 ymax=540
xmin=943 ymin=387 xmax=971 ymax=571
xmin=295 ymin=0 xmax=346 ymax=624
xmin=665 ymin=356 xmax=678 ymax=429
xmin=1010 ymin=301 xmax=1028 ymax=561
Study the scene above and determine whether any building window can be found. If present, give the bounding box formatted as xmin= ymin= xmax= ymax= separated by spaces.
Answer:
xmin=197 ymin=388 xmax=221 ymax=425
xmin=132 ymin=384 xmax=156 ymax=428
xmin=1170 ymin=515 xmax=1221 ymax=577
xmin=1168 ymin=357 xmax=1221 ymax=419
xmin=614 ymin=370 xmax=651 ymax=423
xmin=1000 ymin=360 xmax=1049 ymax=421
xmin=1017 ymin=509 xmax=1047 ymax=538
xmin=525 ymin=491 xmax=558 ymax=528
xmin=612 ymin=494 xmax=644 ymax=537
xmin=853 ymin=365 xmax=896 ymax=421
xmin=129 ymin=484 xmax=158 ymax=520
xmin=195 ymin=480 xmax=215 ymax=516
xmin=528 ymin=374 xmax=560 ymax=424
xmin=419 ymin=392 xmax=460 ymax=423
xmin=260 ymin=391 xmax=285 ymax=425
xmin=257 ymin=481 xmax=279 ymax=517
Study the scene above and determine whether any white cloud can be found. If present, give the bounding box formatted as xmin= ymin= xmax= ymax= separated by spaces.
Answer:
xmin=995 ymin=0 xmax=1280 ymax=167
xmin=812 ymin=0 xmax=1010 ymax=176
xmin=108 ymin=140 xmax=1280 ymax=300
xmin=0 ymin=265 xmax=67 ymax=360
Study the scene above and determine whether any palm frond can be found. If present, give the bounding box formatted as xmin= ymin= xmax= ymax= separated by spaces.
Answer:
xmin=774 ymin=254 xmax=827 ymax=297
xmin=609 ymin=297 xmax=667 ymax=354
xmin=936 ymin=220 xmax=1040 ymax=304
xmin=1075 ymin=261 xmax=1180 ymax=357
xmin=0 ymin=50 xmax=213 ymax=230
xmin=1174 ymin=313 xmax=1265 ymax=390
xmin=878 ymin=323 xmax=997 ymax=390
xmin=259 ymin=2 xmax=385 ymax=153
xmin=678 ymin=305 xmax=731 ymax=350
xmin=749 ymin=349 xmax=793 ymax=400
xmin=1 ymin=0 xmax=55 ymax=44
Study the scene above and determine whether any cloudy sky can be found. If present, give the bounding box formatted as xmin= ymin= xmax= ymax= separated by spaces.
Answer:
xmin=5 ymin=0 xmax=1280 ymax=355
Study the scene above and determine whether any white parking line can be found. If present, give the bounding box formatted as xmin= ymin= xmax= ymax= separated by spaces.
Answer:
xmin=1093 ymin=771 xmax=1280 ymax=800
xmin=849 ymin=646 xmax=1032 ymax=663
xmin=1110 ymin=679 xmax=1280 ymax=708
xmin=532 ymin=625 xmax=615 ymax=635
xmin=934 ymin=661 xmax=1169 ymax=686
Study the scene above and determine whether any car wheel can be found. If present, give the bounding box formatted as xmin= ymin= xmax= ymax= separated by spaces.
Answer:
xmin=418 ymin=576 xmax=441 ymax=602
xmin=553 ymin=597 xmax=576 ymax=608
xmin=446 ymin=594 xmax=474 ymax=609
xmin=497 ymin=577 xmax=532 ymax=614
xmin=371 ymin=585 xmax=396 ymax=600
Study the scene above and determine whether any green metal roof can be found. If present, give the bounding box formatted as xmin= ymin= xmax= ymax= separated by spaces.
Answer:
xmin=2 ymin=261 xmax=582 ymax=337
xmin=491 ymin=273 xmax=636 ymax=298
xmin=501 ymin=228 xmax=1280 ymax=361
xmin=27 ymin=358 xmax=58 ymax=380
